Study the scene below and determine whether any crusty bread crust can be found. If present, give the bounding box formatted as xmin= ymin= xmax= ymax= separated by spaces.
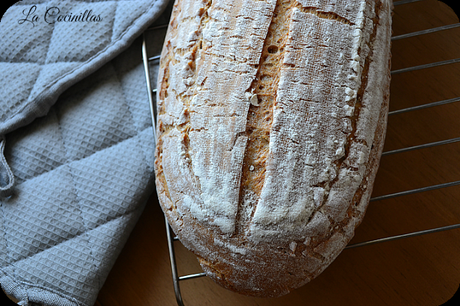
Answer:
xmin=155 ymin=0 xmax=392 ymax=297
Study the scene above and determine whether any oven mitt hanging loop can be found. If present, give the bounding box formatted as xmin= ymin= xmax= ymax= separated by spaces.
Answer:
xmin=0 ymin=135 xmax=14 ymax=198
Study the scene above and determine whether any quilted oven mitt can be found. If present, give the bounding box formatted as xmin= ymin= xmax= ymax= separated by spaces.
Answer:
xmin=0 ymin=0 xmax=169 ymax=305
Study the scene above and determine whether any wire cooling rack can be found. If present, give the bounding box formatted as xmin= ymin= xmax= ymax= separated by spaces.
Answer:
xmin=141 ymin=1 xmax=460 ymax=305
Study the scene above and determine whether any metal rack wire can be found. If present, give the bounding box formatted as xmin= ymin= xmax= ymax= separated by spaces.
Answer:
xmin=141 ymin=1 xmax=460 ymax=305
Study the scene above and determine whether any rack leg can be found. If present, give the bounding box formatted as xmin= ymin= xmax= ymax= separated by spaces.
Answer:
xmin=165 ymin=216 xmax=185 ymax=306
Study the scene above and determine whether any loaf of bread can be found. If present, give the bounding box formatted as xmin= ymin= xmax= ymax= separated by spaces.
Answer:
xmin=154 ymin=0 xmax=392 ymax=297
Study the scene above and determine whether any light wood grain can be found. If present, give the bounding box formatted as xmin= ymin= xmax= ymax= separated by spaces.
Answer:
xmin=96 ymin=1 xmax=460 ymax=305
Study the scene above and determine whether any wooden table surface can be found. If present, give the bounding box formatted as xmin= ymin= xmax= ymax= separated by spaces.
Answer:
xmin=93 ymin=1 xmax=460 ymax=305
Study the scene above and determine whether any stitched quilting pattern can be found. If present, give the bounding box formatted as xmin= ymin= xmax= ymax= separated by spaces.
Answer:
xmin=6 ymin=110 xmax=67 ymax=185
xmin=45 ymin=1 xmax=116 ymax=63
xmin=0 ymin=3 xmax=55 ymax=64
xmin=0 ymin=0 xmax=168 ymax=136
xmin=0 ymin=63 xmax=42 ymax=122
xmin=2 ymin=166 xmax=85 ymax=264
xmin=1 ymin=36 xmax=159 ymax=305
xmin=0 ymin=0 xmax=170 ymax=304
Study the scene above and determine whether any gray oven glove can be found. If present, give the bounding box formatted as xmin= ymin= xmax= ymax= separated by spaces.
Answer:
xmin=0 ymin=1 xmax=169 ymax=305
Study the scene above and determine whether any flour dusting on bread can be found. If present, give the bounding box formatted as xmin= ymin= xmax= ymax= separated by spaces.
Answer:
xmin=155 ymin=0 xmax=392 ymax=297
